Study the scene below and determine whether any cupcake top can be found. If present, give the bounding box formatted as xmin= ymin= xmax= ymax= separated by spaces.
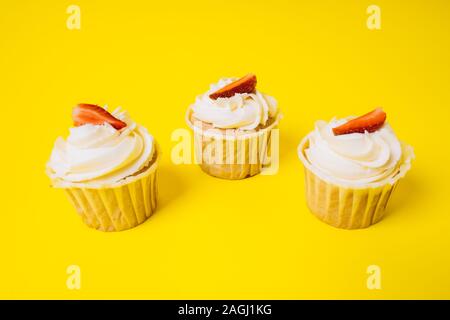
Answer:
xmin=301 ymin=109 xmax=411 ymax=186
xmin=190 ymin=74 xmax=278 ymax=131
xmin=47 ymin=104 xmax=155 ymax=185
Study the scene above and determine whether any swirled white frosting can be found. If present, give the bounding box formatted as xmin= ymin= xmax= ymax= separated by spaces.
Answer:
xmin=190 ymin=78 xmax=278 ymax=130
xmin=47 ymin=107 xmax=154 ymax=185
xmin=303 ymin=118 xmax=402 ymax=185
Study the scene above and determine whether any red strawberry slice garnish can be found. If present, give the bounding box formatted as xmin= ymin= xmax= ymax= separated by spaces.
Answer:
xmin=209 ymin=74 xmax=257 ymax=99
xmin=332 ymin=108 xmax=387 ymax=136
xmin=73 ymin=104 xmax=127 ymax=130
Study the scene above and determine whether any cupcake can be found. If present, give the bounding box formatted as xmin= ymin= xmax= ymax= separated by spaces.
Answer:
xmin=298 ymin=108 xmax=414 ymax=229
xmin=186 ymin=74 xmax=281 ymax=179
xmin=47 ymin=104 xmax=160 ymax=232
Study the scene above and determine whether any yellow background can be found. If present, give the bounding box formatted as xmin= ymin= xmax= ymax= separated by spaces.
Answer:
xmin=1 ymin=0 xmax=449 ymax=299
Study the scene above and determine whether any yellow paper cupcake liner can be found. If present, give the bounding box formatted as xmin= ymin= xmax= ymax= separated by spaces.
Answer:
xmin=187 ymin=112 xmax=281 ymax=180
xmin=299 ymin=136 xmax=414 ymax=229
xmin=50 ymin=150 xmax=160 ymax=232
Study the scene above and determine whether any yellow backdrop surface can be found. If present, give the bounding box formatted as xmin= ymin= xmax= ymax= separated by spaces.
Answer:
xmin=1 ymin=0 xmax=449 ymax=299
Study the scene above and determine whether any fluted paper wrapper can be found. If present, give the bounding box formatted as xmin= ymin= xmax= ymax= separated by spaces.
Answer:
xmin=299 ymin=137 xmax=414 ymax=229
xmin=187 ymin=113 xmax=281 ymax=180
xmin=50 ymin=152 xmax=159 ymax=232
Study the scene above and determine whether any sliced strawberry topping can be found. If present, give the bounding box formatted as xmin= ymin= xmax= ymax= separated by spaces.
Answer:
xmin=332 ymin=108 xmax=387 ymax=136
xmin=209 ymin=74 xmax=257 ymax=100
xmin=73 ymin=104 xmax=127 ymax=130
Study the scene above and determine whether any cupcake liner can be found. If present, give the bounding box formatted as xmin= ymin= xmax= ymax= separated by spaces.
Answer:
xmin=50 ymin=149 xmax=160 ymax=232
xmin=299 ymin=136 xmax=414 ymax=229
xmin=187 ymin=112 xmax=281 ymax=180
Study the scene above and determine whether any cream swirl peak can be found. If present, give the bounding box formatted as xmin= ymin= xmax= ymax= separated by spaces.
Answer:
xmin=47 ymin=106 xmax=154 ymax=185
xmin=303 ymin=118 xmax=402 ymax=185
xmin=190 ymin=77 xmax=278 ymax=130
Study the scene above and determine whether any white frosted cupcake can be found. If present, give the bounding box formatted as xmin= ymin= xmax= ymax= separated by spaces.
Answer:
xmin=186 ymin=74 xmax=281 ymax=179
xmin=298 ymin=109 xmax=414 ymax=229
xmin=47 ymin=104 xmax=159 ymax=231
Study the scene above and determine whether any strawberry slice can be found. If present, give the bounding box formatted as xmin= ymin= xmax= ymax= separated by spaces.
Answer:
xmin=73 ymin=104 xmax=127 ymax=130
xmin=209 ymin=74 xmax=257 ymax=99
xmin=332 ymin=108 xmax=387 ymax=136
